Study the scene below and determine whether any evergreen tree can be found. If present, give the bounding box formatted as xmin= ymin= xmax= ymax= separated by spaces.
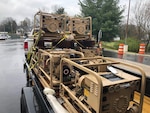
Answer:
xmin=79 ymin=0 xmax=123 ymax=41
xmin=53 ymin=5 xmax=66 ymax=14
xmin=55 ymin=7 xmax=65 ymax=14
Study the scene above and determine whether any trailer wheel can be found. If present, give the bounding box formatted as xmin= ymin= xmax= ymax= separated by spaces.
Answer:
xmin=20 ymin=87 xmax=37 ymax=113
xmin=25 ymin=68 xmax=32 ymax=87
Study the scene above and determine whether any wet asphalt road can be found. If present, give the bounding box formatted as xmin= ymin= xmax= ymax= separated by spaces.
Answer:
xmin=103 ymin=49 xmax=150 ymax=65
xmin=0 ymin=39 xmax=26 ymax=113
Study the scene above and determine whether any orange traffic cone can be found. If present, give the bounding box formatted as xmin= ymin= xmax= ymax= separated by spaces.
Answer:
xmin=118 ymin=43 xmax=124 ymax=55
xmin=139 ymin=43 xmax=146 ymax=54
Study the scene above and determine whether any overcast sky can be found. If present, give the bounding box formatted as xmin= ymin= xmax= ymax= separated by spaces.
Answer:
xmin=0 ymin=0 xmax=136 ymax=24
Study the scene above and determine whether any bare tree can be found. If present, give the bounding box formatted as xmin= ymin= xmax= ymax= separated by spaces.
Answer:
xmin=20 ymin=17 xmax=32 ymax=32
xmin=0 ymin=17 xmax=17 ymax=33
xmin=134 ymin=0 xmax=150 ymax=52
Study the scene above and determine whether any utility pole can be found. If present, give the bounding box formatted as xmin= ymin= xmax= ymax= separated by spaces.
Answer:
xmin=125 ymin=0 xmax=131 ymax=44
xmin=124 ymin=0 xmax=131 ymax=52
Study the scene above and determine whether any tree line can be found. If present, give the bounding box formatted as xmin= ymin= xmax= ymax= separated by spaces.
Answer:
xmin=79 ymin=0 xmax=150 ymax=52
xmin=0 ymin=6 xmax=65 ymax=35
xmin=0 ymin=17 xmax=32 ymax=35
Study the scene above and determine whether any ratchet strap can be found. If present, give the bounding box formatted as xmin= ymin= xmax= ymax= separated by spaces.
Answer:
xmin=52 ymin=33 xmax=85 ymax=49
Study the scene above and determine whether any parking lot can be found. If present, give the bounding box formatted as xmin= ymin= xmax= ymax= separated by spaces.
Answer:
xmin=0 ymin=39 xmax=26 ymax=113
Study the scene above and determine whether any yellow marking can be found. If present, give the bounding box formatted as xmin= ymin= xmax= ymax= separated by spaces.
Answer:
xmin=84 ymin=89 xmax=89 ymax=97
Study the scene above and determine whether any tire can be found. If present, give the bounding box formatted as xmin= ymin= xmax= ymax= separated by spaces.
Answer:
xmin=25 ymin=68 xmax=32 ymax=87
xmin=20 ymin=93 xmax=28 ymax=113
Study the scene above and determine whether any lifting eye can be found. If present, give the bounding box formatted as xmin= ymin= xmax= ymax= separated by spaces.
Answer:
xmin=63 ymin=65 xmax=70 ymax=76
